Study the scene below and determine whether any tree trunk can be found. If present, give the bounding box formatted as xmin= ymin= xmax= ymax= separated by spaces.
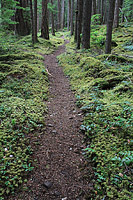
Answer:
xmin=15 ymin=0 xmax=31 ymax=36
xmin=30 ymin=0 xmax=35 ymax=44
xmin=61 ymin=0 xmax=65 ymax=29
xmin=105 ymin=0 xmax=116 ymax=54
xmin=57 ymin=0 xmax=61 ymax=29
xmin=92 ymin=0 xmax=96 ymax=15
xmin=77 ymin=0 xmax=83 ymax=49
xmin=67 ymin=0 xmax=71 ymax=31
xmin=41 ymin=0 xmax=49 ymax=39
xmin=70 ymin=0 xmax=74 ymax=35
xmin=51 ymin=0 xmax=55 ymax=35
xmin=82 ymin=0 xmax=92 ymax=49
xmin=74 ymin=0 xmax=78 ymax=42
xmin=113 ymin=0 xmax=120 ymax=28
xmin=34 ymin=0 xmax=38 ymax=42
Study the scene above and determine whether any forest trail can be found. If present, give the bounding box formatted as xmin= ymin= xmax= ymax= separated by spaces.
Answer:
xmin=11 ymin=41 xmax=93 ymax=200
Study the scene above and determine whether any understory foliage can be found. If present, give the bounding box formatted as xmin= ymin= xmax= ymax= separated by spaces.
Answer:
xmin=0 ymin=33 xmax=64 ymax=200
xmin=58 ymin=24 xmax=133 ymax=199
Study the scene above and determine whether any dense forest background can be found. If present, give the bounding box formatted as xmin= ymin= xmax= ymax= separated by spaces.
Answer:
xmin=0 ymin=0 xmax=133 ymax=200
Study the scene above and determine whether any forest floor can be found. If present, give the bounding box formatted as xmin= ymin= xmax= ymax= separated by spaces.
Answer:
xmin=9 ymin=40 xmax=94 ymax=200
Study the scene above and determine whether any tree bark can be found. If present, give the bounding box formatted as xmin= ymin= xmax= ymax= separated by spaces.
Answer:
xmin=41 ymin=0 xmax=49 ymax=39
xmin=30 ymin=0 xmax=35 ymax=44
xmin=92 ymin=0 xmax=96 ymax=15
xmin=77 ymin=0 xmax=83 ymax=49
xmin=61 ymin=0 xmax=65 ymax=29
xmin=15 ymin=0 xmax=31 ymax=36
xmin=113 ymin=0 xmax=120 ymax=28
xmin=57 ymin=0 xmax=61 ymax=29
xmin=67 ymin=0 xmax=71 ymax=31
xmin=74 ymin=0 xmax=78 ymax=42
xmin=51 ymin=0 xmax=55 ymax=35
xmin=70 ymin=0 xmax=74 ymax=35
xmin=105 ymin=0 xmax=116 ymax=54
xmin=34 ymin=0 xmax=38 ymax=42
xmin=82 ymin=0 xmax=92 ymax=49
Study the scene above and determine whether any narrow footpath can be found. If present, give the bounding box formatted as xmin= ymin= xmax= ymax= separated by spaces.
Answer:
xmin=11 ymin=41 xmax=93 ymax=200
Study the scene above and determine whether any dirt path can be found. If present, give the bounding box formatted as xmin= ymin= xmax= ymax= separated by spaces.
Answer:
xmin=10 ymin=42 xmax=93 ymax=200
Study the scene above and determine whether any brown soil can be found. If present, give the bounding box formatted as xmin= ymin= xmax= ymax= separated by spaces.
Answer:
xmin=10 ymin=41 xmax=94 ymax=200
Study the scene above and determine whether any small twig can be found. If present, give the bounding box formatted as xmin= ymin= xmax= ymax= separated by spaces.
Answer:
xmin=46 ymin=68 xmax=52 ymax=76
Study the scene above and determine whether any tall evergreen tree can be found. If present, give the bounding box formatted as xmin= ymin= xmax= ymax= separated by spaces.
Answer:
xmin=105 ymin=0 xmax=116 ymax=53
xmin=70 ymin=0 xmax=74 ymax=35
xmin=82 ymin=0 xmax=92 ymax=49
xmin=77 ymin=0 xmax=83 ymax=49
xmin=41 ymin=0 xmax=49 ymax=39
xmin=34 ymin=0 xmax=38 ymax=42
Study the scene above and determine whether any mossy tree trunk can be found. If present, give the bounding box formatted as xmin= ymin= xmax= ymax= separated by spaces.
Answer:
xmin=82 ymin=0 xmax=92 ymax=49
xmin=41 ymin=0 xmax=49 ymax=40
xmin=105 ymin=0 xmax=116 ymax=54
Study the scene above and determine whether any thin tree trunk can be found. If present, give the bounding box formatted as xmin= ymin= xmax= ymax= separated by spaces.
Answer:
xmin=41 ymin=0 xmax=49 ymax=39
xmin=113 ymin=0 xmax=120 ymax=28
xmin=67 ymin=0 xmax=71 ymax=31
xmin=61 ymin=0 xmax=65 ymax=29
xmin=57 ymin=0 xmax=61 ymax=30
xmin=30 ymin=0 xmax=35 ymax=44
xmin=105 ymin=0 xmax=116 ymax=53
xmin=82 ymin=0 xmax=92 ymax=49
xmin=92 ymin=0 xmax=97 ymax=15
xmin=70 ymin=0 xmax=74 ymax=35
xmin=77 ymin=0 xmax=83 ymax=49
xmin=74 ymin=0 xmax=78 ymax=42
xmin=51 ymin=0 xmax=55 ymax=35
xmin=34 ymin=0 xmax=38 ymax=42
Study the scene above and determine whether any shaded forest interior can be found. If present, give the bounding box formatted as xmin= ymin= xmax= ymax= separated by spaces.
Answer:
xmin=0 ymin=0 xmax=133 ymax=200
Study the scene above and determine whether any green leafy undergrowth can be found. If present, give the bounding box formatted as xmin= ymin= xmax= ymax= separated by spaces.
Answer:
xmin=58 ymin=39 xmax=133 ymax=199
xmin=0 ymin=36 xmax=54 ymax=199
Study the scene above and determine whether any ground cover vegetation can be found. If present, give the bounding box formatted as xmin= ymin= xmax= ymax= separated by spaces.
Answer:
xmin=0 ymin=0 xmax=133 ymax=199
xmin=0 ymin=31 xmax=64 ymax=199
xmin=58 ymin=23 xmax=133 ymax=199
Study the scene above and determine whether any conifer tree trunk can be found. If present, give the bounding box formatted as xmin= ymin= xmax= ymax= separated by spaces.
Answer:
xmin=30 ymin=0 xmax=35 ymax=44
xmin=51 ymin=0 xmax=55 ymax=36
xmin=74 ymin=0 xmax=78 ymax=42
xmin=67 ymin=0 xmax=71 ymax=31
xmin=41 ymin=0 xmax=49 ymax=40
xmin=57 ymin=0 xmax=61 ymax=29
xmin=15 ymin=0 xmax=31 ymax=36
xmin=113 ymin=0 xmax=120 ymax=28
xmin=77 ymin=0 xmax=83 ymax=49
xmin=34 ymin=0 xmax=38 ymax=42
xmin=82 ymin=0 xmax=92 ymax=49
xmin=105 ymin=0 xmax=116 ymax=53
xmin=92 ymin=0 xmax=96 ymax=15
xmin=61 ymin=0 xmax=65 ymax=29
xmin=70 ymin=0 xmax=74 ymax=35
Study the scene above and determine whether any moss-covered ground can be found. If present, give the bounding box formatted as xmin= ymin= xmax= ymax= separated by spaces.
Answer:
xmin=0 ymin=32 xmax=64 ymax=200
xmin=58 ymin=24 xmax=133 ymax=199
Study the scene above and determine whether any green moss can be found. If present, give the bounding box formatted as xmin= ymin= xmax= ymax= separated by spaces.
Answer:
xmin=58 ymin=25 xmax=133 ymax=199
